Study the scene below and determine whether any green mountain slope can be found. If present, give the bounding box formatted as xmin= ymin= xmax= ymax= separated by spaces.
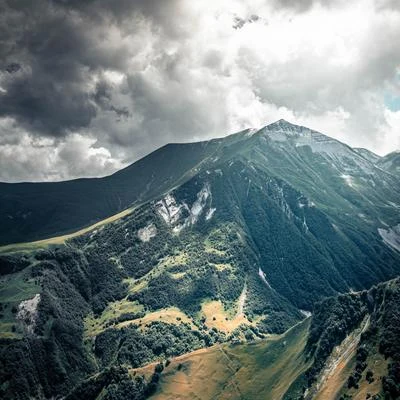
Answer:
xmin=0 ymin=139 xmax=224 ymax=245
xmin=284 ymin=277 xmax=400 ymax=400
xmin=2 ymin=120 xmax=399 ymax=247
xmin=0 ymin=120 xmax=399 ymax=399
xmin=128 ymin=278 xmax=400 ymax=400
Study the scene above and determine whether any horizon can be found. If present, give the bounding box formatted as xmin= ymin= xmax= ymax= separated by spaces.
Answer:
xmin=0 ymin=118 xmax=395 ymax=184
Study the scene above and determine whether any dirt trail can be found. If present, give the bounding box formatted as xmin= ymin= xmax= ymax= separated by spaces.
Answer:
xmin=236 ymin=283 xmax=247 ymax=317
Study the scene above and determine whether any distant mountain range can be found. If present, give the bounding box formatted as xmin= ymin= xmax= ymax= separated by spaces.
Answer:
xmin=1 ymin=120 xmax=399 ymax=400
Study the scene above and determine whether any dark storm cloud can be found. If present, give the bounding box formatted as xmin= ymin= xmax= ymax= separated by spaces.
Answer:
xmin=50 ymin=0 xmax=184 ymax=36
xmin=0 ymin=0 xmax=399 ymax=182
xmin=272 ymin=0 xmax=345 ymax=13
xmin=0 ymin=2 xmax=96 ymax=135
xmin=0 ymin=0 xmax=181 ymax=137
xmin=4 ymin=63 xmax=21 ymax=74
xmin=93 ymin=80 xmax=130 ymax=119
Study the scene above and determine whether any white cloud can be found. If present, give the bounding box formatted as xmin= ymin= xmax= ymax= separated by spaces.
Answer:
xmin=0 ymin=0 xmax=399 ymax=181
xmin=0 ymin=118 xmax=122 ymax=182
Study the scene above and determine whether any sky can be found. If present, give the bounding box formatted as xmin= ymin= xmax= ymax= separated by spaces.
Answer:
xmin=0 ymin=0 xmax=399 ymax=182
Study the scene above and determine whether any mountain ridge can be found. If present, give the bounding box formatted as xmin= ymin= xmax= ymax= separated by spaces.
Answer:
xmin=1 ymin=119 xmax=399 ymax=246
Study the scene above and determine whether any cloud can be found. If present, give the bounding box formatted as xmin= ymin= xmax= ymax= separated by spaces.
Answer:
xmin=0 ymin=0 xmax=399 ymax=181
xmin=0 ymin=117 xmax=122 ymax=182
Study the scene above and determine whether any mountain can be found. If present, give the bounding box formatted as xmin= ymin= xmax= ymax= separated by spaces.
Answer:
xmin=377 ymin=151 xmax=400 ymax=176
xmin=0 ymin=120 xmax=399 ymax=400
xmin=0 ymin=140 xmax=223 ymax=245
xmin=1 ymin=120 xmax=399 ymax=247
xmin=353 ymin=147 xmax=381 ymax=164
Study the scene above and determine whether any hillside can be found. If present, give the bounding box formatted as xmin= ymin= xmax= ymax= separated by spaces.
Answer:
xmin=377 ymin=151 xmax=400 ymax=177
xmin=0 ymin=139 xmax=224 ymax=245
xmin=136 ymin=278 xmax=400 ymax=400
xmin=1 ymin=120 xmax=399 ymax=246
xmin=0 ymin=120 xmax=399 ymax=399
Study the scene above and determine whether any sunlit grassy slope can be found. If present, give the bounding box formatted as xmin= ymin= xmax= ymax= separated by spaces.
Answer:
xmin=0 ymin=206 xmax=135 ymax=254
xmin=150 ymin=318 xmax=311 ymax=400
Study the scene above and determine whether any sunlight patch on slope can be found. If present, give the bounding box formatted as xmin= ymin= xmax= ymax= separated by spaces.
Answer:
xmin=116 ymin=307 xmax=196 ymax=331
xmin=0 ymin=207 xmax=135 ymax=254
xmin=201 ymin=284 xmax=252 ymax=334
xmin=150 ymin=319 xmax=311 ymax=400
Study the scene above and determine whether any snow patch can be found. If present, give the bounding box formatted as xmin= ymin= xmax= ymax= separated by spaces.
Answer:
xmin=302 ymin=217 xmax=309 ymax=233
xmin=267 ymin=130 xmax=288 ymax=142
xmin=258 ymin=268 xmax=272 ymax=289
xmin=206 ymin=208 xmax=216 ymax=220
xmin=188 ymin=184 xmax=211 ymax=225
xmin=245 ymin=128 xmax=258 ymax=137
xmin=138 ymin=223 xmax=157 ymax=242
xmin=341 ymin=174 xmax=354 ymax=187
xmin=246 ymin=179 xmax=251 ymax=198
xmin=378 ymin=224 xmax=400 ymax=252
xmin=17 ymin=294 xmax=40 ymax=335
xmin=300 ymin=310 xmax=312 ymax=318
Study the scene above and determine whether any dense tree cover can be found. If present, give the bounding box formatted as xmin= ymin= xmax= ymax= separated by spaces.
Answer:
xmin=305 ymin=292 xmax=368 ymax=384
xmin=218 ymin=160 xmax=400 ymax=310
xmin=0 ymin=242 xmax=134 ymax=399
xmin=94 ymin=321 xmax=218 ymax=369
xmin=0 ymin=253 xmax=95 ymax=399
xmin=347 ymin=346 xmax=369 ymax=389
xmin=366 ymin=280 xmax=400 ymax=399
xmin=65 ymin=366 xmax=150 ymax=400
xmin=286 ymin=279 xmax=400 ymax=399
xmin=0 ymin=253 xmax=30 ymax=276
xmin=245 ymin=274 xmax=302 ymax=334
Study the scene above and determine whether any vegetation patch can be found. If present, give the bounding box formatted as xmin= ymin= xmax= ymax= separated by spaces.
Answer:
xmin=0 ymin=267 xmax=41 ymax=338
xmin=116 ymin=307 xmax=196 ymax=331
xmin=84 ymin=299 xmax=145 ymax=337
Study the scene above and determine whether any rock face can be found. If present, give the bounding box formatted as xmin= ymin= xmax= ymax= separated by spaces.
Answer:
xmin=17 ymin=294 xmax=40 ymax=335
xmin=137 ymin=223 xmax=157 ymax=242
xmin=379 ymin=224 xmax=400 ymax=252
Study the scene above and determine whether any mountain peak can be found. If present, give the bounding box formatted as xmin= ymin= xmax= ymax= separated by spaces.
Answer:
xmin=267 ymin=119 xmax=297 ymax=128
xmin=262 ymin=119 xmax=310 ymax=137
